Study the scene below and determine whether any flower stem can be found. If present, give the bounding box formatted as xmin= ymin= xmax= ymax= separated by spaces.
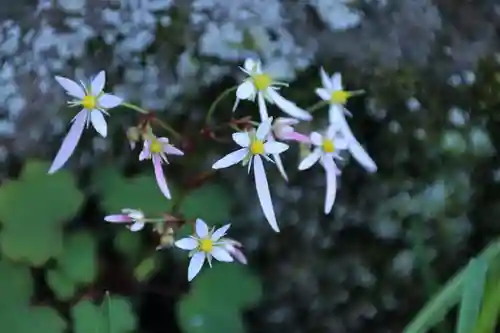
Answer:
xmin=205 ymin=86 xmax=238 ymax=125
xmin=121 ymin=102 xmax=149 ymax=114
xmin=306 ymin=100 xmax=329 ymax=113
xmin=121 ymin=102 xmax=181 ymax=140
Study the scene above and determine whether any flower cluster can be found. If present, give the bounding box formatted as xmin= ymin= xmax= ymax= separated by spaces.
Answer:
xmin=50 ymin=59 xmax=376 ymax=281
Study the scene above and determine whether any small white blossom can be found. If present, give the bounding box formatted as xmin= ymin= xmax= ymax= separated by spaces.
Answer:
xmin=315 ymin=68 xmax=377 ymax=173
xmin=211 ymin=118 xmax=288 ymax=232
xmin=49 ymin=71 xmax=123 ymax=174
xmin=104 ymin=208 xmax=145 ymax=232
xmin=175 ymin=219 xmax=234 ymax=281
xmin=234 ymin=59 xmax=312 ymax=122
xmin=298 ymin=124 xmax=347 ymax=214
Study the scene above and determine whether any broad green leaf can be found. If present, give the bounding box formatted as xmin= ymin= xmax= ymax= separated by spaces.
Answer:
xmin=134 ymin=254 xmax=159 ymax=282
xmin=46 ymin=270 xmax=76 ymax=301
xmin=114 ymin=229 xmax=142 ymax=262
xmin=456 ymin=258 xmax=488 ymax=333
xmin=58 ymin=232 xmax=97 ymax=284
xmin=0 ymin=259 xmax=33 ymax=308
xmin=179 ymin=183 xmax=233 ymax=225
xmin=0 ymin=160 xmax=83 ymax=265
xmin=0 ymin=305 xmax=66 ymax=333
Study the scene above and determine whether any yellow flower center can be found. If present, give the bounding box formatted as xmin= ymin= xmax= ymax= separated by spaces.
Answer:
xmin=150 ymin=139 xmax=163 ymax=153
xmin=82 ymin=95 xmax=97 ymax=109
xmin=253 ymin=74 xmax=272 ymax=91
xmin=322 ymin=139 xmax=335 ymax=153
xmin=199 ymin=239 xmax=213 ymax=252
xmin=330 ymin=90 xmax=351 ymax=105
xmin=250 ymin=140 xmax=265 ymax=155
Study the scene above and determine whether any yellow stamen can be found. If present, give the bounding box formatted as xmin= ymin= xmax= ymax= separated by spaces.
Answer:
xmin=82 ymin=95 xmax=97 ymax=109
xmin=330 ymin=90 xmax=351 ymax=105
xmin=253 ymin=74 xmax=272 ymax=91
xmin=322 ymin=139 xmax=335 ymax=153
xmin=150 ymin=139 xmax=163 ymax=153
xmin=250 ymin=140 xmax=265 ymax=155
xmin=199 ymin=239 xmax=213 ymax=252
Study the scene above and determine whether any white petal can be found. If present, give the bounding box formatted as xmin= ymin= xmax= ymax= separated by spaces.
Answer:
xmin=298 ymin=149 xmax=321 ymax=170
xmin=349 ymin=140 xmax=377 ymax=173
xmin=331 ymin=73 xmax=343 ymax=90
xmin=275 ymin=117 xmax=299 ymax=127
xmin=256 ymin=117 xmax=272 ymax=140
xmin=236 ymin=81 xmax=255 ymax=100
xmin=212 ymin=148 xmax=248 ymax=169
xmin=211 ymin=247 xmax=233 ymax=262
xmin=310 ymin=132 xmax=323 ymax=146
xmin=320 ymin=67 xmax=333 ymax=90
xmin=257 ymin=92 xmax=269 ymax=121
xmin=267 ymin=89 xmax=312 ymax=121
xmin=153 ymin=156 xmax=171 ymax=199
xmin=55 ymin=76 xmax=85 ymax=99
xmin=212 ymin=224 xmax=231 ymax=241
xmin=139 ymin=142 xmax=150 ymax=161
xmin=232 ymin=132 xmax=250 ymax=147
xmin=323 ymin=156 xmax=337 ymax=214
xmin=264 ymin=141 xmax=289 ymax=154
xmin=315 ymin=88 xmax=330 ymax=101
xmin=129 ymin=222 xmax=145 ymax=232
xmin=195 ymin=218 xmax=209 ymax=238
xmin=327 ymin=124 xmax=338 ymax=139
xmin=188 ymin=252 xmax=205 ymax=281
xmin=164 ymin=145 xmax=184 ymax=156
xmin=91 ymin=71 xmax=106 ymax=95
xmin=90 ymin=111 xmax=107 ymax=137
xmin=273 ymin=153 xmax=288 ymax=181
xmin=48 ymin=110 xmax=87 ymax=174
xmin=243 ymin=58 xmax=257 ymax=72
xmin=328 ymin=104 xmax=343 ymax=124
xmin=175 ymin=238 xmax=198 ymax=250
xmin=98 ymin=94 xmax=123 ymax=109
xmin=253 ymin=155 xmax=280 ymax=232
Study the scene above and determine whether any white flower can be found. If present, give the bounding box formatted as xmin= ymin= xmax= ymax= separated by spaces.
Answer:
xmin=139 ymin=136 xmax=184 ymax=199
xmin=221 ymin=238 xmax=247 ymax=264
xmin=49 ymin=71 xmax=123 ymax=174
xmin=234 ymin=58 xmax=312 ymax=122
xmin=211 ymin=118 xmax=289 ymax=232
xmin=315 ymin=68 xmax=377 ymax=173
xmin=104 ymin=208 xmax=146 ymax=232
xmin=174 ymin=219 xmax=234 ymax=281
xmin=298 ymin=124 xmax=348 ymax=214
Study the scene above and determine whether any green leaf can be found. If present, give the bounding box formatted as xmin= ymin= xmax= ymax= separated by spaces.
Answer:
xmin=0 ymin=305 xmax=66 ymax=333
xmin=72 ymin=296 xmax=137 ymax=333
xmin=179 ymin=183 xmax=233 ymax=225
xmin=0 ymin=160 xmax=83 ymax=265
xmin=134 ymin=254 xmax=159 ymax=282
xmin=456 ymin=258 xmax=488 ymax=333
xmin=46 ymin=270 xmax=76 ymax=301
xmin=114 ymin=229 xmax=142 ymax=261
xmin=95 ymin=167 xmax=176 ymax=215
xmin=0 ymin=259 xmax=33 ymax=308
xmin=58 ymin=232 xmax=98 ymax=284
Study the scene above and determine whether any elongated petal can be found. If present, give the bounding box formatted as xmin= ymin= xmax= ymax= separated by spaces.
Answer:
xmin=139 ymin=142 xmax=150 ymax=161
xmin=264 ymin=141 xmax=289 ymax=154
xmin=236 ymin=80 xmax=255 ymax=100
xmin=253 ymin=155 xmax=279 ymax=232
xmin=129 ymin=222 xmax=145 ymax=232
xmin=228 ymin=246 xmax=247 ymax=264
xmin=195 ymin=219 xmax=209 ymax=238
xmin=310 ymin=132 xmax=323 ymax=146
xmin=90 ymin=110 xmax=107 ymax=137
xmin=104 ymin=214 xmax=131 ymax=222
xmin=212 ymin=148 xmax=248 ymax=169
xmin=267 ymin=89 xmax=312 ymax=121
xmin=232 ymin=132 xmax=250 ymax=147
xmin=331 ymin=72 xmax=343 ymax=90
xmin=188 ymin=252 xmax=205 ymax=281
xmin=243 ymin=58 xmax=257 ymax=72
xmin=48 ymin=110 xmax=87 ymax=174
xmin=315 ymin=87 xmax=330 ymax=101
xmin=211 ymin=224 xmax=231 ymax=241
xmin=55 ymin=76 xmax=85 ymax=99
xmin=284 ymin=132 xmax=310 ymax=143
xmin=175 ymin=238 xmax=198 ymax=250
xmin=164 ymin=145 xmax=184 ymax=156
xmin=257 ymin=92 xmax=269 ymax=121
xmin=211 ymin=247 xmax=233 ymax=262
xmin=91 ymin=71 xmax=106 ymax=95
xmin=323 ymin=156 xmax=337 ymax=214
xmin=256 ymin=117 xmax=272 ymax=140
xmin=328 ymin=104 xmax=343 ymax=124
xmin=153 ymin=155 xmax=171 ymax=199
xmin=98 ymin=93 xmax=123 ymax=109
xmin=273 ymin=153 xmax=288 ymax=181
xmin=320 ymin=67 xmax=333 ymax=90
xmin=298 ymin=149 xmax=321 ymax=170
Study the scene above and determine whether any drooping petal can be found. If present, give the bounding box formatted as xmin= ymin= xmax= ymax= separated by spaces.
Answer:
xmin=298 ymin=149 xmax=321 ymax=170
xmin=243 ymin=58 xmax=257 ymax=72
xmin=90 ymin=71 xmax=106 ymax=95
xmin=211 ymin=224 xmax=231 ymax=241
xmin=284 ymin=132 xmax=310 ymax=143
xmin=257 ymin=92 xmax=269 ymax=121
xmin=273 ymin=153 xmax=288 ymax=182
xmin=104 ymin=214 xmax=132 ymax=222
xmin=267 ymin=89 xmax=312 ymax=121
xmin=236 ymin=80 xmax=256 ymax=100
xmin=232 ymin=132 xmax=250 ymax=147
xmin=331 ymin=72 xmax=343 ymax=90
xmin=256 ymin=117 xmax=272 ymax=140
xmin=188 ymin=252 xmax=205 ymax=281
xmin=211 ymin=247 xmax=233 ymax=262
xmin=315 ymin=87 xmax=330 ymax=101
xmin=320 ymin=67 xmax=333 ymax=90
xmin=328 ymin=104 xmax=343 ymax=124
xmin=139 ymin=142 xmax=150 ymax=161
xmin=164 ymin=145 xmax=184 ymax=156
xmin=98 ymin=93 xmax=123 ymax=109
xmin=310 ymin=132 xmax=323 ymax=146
xmin=90 ymin=110 xmax=107 ymax=137
xmin=175 ymin=237 xmax=198 ymax=250
xmin=253 ymin=155 xmax=279 ymax=232
xmin=264 ymin=141 xmax=289 ymax=154
xmin=195 ymin=219 xmax=209 ymax=238
xmin=55 ymin=76 xmax=85 ymax=99
xmin=48 ymin=110 xmax=87 ymax=174
xmin=323 ymin=156 xmax=337 ymax=214
xmin=226 ymin=244 xmax=247 ymax=264
xmin=153 ymin=155 xmax=171 ymax=199
xmin=212 ymin=148 xmax=248 ymax=169
xmin=129 ymin=222 xmax=145 ymax=232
